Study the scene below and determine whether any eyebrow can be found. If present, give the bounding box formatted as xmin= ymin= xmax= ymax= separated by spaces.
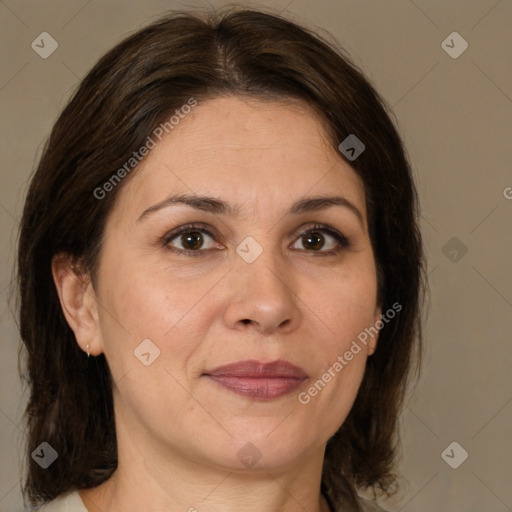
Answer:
xmin=136 ymin=193 xmax=365 ymax=227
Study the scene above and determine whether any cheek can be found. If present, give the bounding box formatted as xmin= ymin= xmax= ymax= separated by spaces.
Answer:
xmin=307 ymin=262 xmax=378 ymax=346
xmin=298 ymin=325 xmax=369 ymax=438
xmin=95 ymin=252 xmax=222 ymax=382
xmin=296 ymin=263 xmax=376 ymax=415
xmin=98 ymin=250 xmax=213 ymax=337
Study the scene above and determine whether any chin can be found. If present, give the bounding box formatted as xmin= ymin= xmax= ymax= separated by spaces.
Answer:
xmin=207 ymin=425 xmax=318 ymax=472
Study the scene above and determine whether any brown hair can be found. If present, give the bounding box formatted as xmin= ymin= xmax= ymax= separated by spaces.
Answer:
xmin=16 ymin=7 xmax=426 ymax=510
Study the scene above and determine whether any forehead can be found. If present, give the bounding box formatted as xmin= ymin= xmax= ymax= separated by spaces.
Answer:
xmin=108 ymin=95 xmax=366 ymax=226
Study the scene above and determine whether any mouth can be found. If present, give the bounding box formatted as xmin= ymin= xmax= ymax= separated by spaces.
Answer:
xmin=202 ymin=359 xmax=308 ymax=400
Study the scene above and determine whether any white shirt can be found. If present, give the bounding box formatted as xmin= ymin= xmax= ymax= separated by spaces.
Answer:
xmin=33 ymin=490 xmax=87 ymax=511
xmin=34 ymin=489 xmax=387 ymax=511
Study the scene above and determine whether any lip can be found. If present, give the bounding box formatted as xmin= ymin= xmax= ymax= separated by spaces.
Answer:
xmin=203 ymin=359 xmax=308 ymax=400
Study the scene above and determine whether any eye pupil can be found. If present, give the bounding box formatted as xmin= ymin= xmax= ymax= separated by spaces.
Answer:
xmin=303 ymin=231 xmax=324 ymax=250
xmin=182 ymin=231 xmax=203 ymax=250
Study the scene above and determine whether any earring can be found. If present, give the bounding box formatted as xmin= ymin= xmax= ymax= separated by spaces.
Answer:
xmin=86 ymin=344 xmax=90 ymax=358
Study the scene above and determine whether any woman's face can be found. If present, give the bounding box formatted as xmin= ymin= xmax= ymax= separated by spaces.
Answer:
xmin=89 ymin=96 xmax=381 ymax=471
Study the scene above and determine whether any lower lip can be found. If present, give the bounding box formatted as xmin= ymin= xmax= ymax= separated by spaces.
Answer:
xmin=205 ymin=375 xmax=306 ymax=400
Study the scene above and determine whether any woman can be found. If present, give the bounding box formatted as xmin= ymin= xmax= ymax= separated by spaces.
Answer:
xmin=17 ymin=7 xmax=426 ymax=512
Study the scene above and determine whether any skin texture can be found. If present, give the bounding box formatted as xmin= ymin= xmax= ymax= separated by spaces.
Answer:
xmin=52 ymin=96 xmax=381 ymax=512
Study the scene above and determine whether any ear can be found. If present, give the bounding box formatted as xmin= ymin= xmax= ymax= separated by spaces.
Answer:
xmin=368 ymin=305 xmax=382 ymax=356
xmin=51 ymin=253 xmax=103 ymax=357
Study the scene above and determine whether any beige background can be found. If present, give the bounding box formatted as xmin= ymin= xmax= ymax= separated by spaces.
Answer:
xmin=1 ymin=1 xmax=511 ymax=511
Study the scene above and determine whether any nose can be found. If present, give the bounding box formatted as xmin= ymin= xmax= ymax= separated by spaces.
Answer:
xmin=222 ymin=246 xmax=302 ymax=336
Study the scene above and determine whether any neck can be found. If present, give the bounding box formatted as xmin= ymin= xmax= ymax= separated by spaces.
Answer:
xmin=79 ymin=416 xmax=332 ymax=512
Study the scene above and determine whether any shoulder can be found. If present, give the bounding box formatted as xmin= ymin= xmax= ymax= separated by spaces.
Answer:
xmin=32 ymin=490 xmax=88 ymax=512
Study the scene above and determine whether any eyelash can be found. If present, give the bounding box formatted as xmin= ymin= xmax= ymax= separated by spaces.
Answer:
xmin=162 ymin=222 xmax=350 ymax=257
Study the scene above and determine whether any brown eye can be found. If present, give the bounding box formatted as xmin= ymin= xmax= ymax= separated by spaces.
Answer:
xmin=165 ymin=225 xmax=217 ymax=254
xmin=291 ymin=225 xmax=349 ymax=254
xmin=180 ymin=231 xmax=205 ymax=251
xmin=301 ymin=231 xmax=325 ymax=251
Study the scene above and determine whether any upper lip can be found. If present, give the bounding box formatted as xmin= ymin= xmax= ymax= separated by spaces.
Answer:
xmin=204 ymin=359 xmax=308 ymax=379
